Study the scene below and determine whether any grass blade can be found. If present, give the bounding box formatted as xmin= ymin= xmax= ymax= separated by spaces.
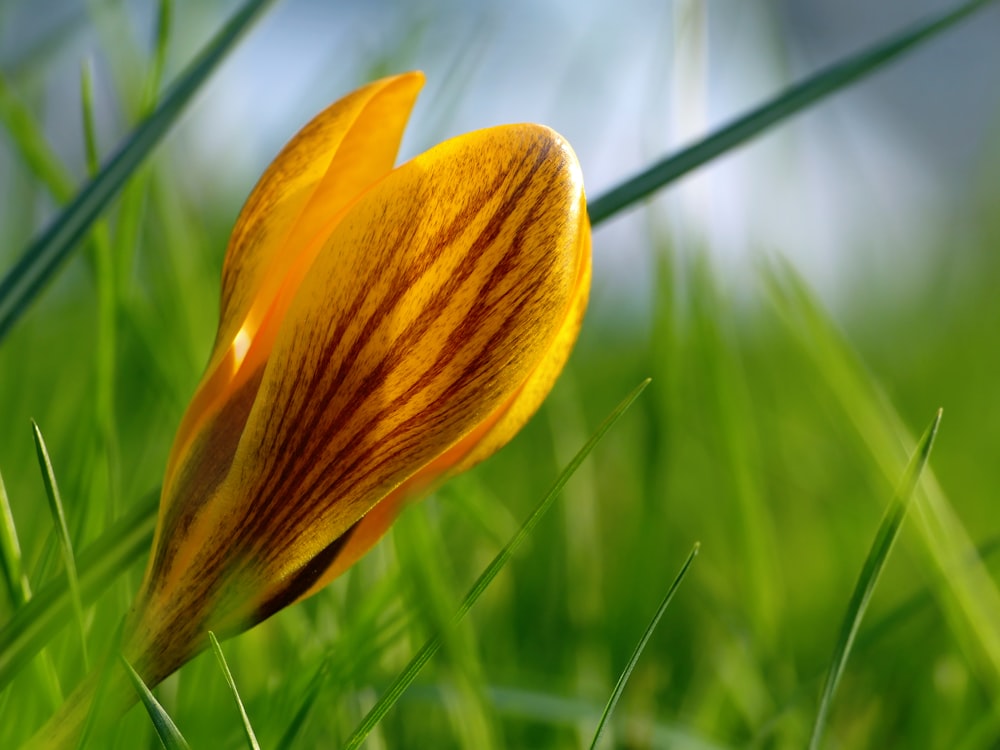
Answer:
xmin=0 ymin=489 xmax=158 ymax=689
xmin=31 ymin=420 xmax=89 ymax=670
xmin=0 ymin=470 xmax=65 ymax=709
xmin=208 ymin=631 xmax=261 ymax=750
xmin=143 ymin=0 xmax=173 ymax=113
xmin=121 ymin=655 xmax=191 ymax=750
xmin=587 ymin=0 xmax=997 ymax=225
xmin=341 ymin=379 xmax=650 ymax=750
xmin=275 ymin=659 xmax=330 ymax=750
xmin=0 ymin=74 xmax=75 ymax=201
xmin=589 ymin=542 xmax=700 ymax=750
xmin=808 ymin=409 xmax=943 ymax=750
xmin=0 ymin=0 xmax=275 ymax=343
xmin=763 ymin=259 xmax=1000 ymax=694
xmin=0 ymin=470 xmax=31 ymax=607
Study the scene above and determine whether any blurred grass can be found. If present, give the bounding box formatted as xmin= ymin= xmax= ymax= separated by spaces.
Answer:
xmin=1 ymin=1 xmax=1000 ymax=749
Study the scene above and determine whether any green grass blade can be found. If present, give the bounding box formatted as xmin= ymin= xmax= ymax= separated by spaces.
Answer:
xmin=763 ymin=259 xmax=1000 ymax=693
xmin=587 ymin=0 xmax=997 ymax=225
xmin=0 ymin=470 xmax=65 ymax=709
xmin=276 ymin=597 xmax=414 ymax=749
xmin=275 ymin=659 xmax=330 ymax=750
xmin=808 ymin=409 xmax=943 ymax=750
xmin=121 ymin=655 xmax=191 ymax=750
xmin=0 ymin=74 xmax=75 ymax=202
xmin=0 ymin=489 xmax=158 ymax=689
xmin=341 ymin=379 xmax=650 ymax=750
xmin=0 ymin=470 xmax=31 ymax=607
xmin=80 ymin=62 xmax=101 ymax=176
xmin=0 ymin=0 xmax=275 ymax=343
xmin=31 ymin=420 xmax=89 ymax=670
xmin=208 ymin=631 xmax=261 ymax=750
xmin=143 ymin=0 xmax=173 ymax=113
xmin=589 ymin=542 xmax=700 ymax=750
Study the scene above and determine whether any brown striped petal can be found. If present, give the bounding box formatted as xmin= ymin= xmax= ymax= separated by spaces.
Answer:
xmin=293 ymin=194 xmax=592 ymax=599
xmin=218 ymin=123 xmax=588 ymax=624
xmin=162 ymin=72 xmax=423 ymax=500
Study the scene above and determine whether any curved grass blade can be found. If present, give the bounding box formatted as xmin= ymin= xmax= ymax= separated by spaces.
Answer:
xmin=0 ymin=471 xmax=65 ymax=709
xmin=0 ymin=0 xmax=275 ymax=343
xmin=121 ymin=655 xmax=190 ymax=750
xmin=0 ymin=489 xmax=158 ymax=689
xmin=587 ymin=0 xmax=997 ymax=225
xmin=0 ymin=470 xmax=30 ymax=607
xmin=808 ymin=409 xmax=943 ymax=750
xmin=341 ymin=379 xmax=650 ymax=750
xmin=208 ymin=631 xmax=261 ymax=750
xmin=31 ymin=420 xmax=88 ymax=670
xmin=589 ymin=542 xmax=700 ymax=750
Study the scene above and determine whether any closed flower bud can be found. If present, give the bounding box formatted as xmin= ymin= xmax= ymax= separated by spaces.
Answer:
xmin=28 ymin=71 xmax=590 ymax=748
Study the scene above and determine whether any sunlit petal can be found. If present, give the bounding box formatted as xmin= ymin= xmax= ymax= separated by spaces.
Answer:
xmin=214 ymin=124 xmax=587 ymax=624
xmin=296 ymin=197 xmax=592 ymax=597
xmin=162 ymin=72 xmax=424 ymax=500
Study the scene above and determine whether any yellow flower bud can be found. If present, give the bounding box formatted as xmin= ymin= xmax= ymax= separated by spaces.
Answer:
xmin=31 ymin=75 xmax=590 ymax=750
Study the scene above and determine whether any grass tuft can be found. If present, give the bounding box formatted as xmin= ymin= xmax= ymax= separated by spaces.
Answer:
xmin=0 ymin=490 xmax=157 ymax=690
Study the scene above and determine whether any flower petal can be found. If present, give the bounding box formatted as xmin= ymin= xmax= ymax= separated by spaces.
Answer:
xmin=212 ymin=124 xmax=588 ymax=624
xmin=294 ymin=202 xmax=591 ymax=599
xmin=163 ymin=72 xmax=424 ymax=499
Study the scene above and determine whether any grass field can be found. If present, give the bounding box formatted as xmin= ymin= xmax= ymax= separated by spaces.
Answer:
xmin=2 ymin=1 xmax=1000 ymax=748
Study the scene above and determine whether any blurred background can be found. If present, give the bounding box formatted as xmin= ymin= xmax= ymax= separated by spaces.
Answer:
xmin=1 ymin=0 xmax=1000 ymax=748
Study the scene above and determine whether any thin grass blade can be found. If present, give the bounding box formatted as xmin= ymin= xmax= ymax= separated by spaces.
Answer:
xmin=276 ymin=593 xmax=414 ymax=749
xmin=587 ymin=0 xmax=997 ymax=225
xmin=121 ymin=655 xmax=191 ymax=750
xmin=763 ymin=259 xmax=1000 ymax=694
xmin=0 ymin=470 xmax=31 ymax=607
xmin=0 ymin=489 xmax=158 ymax=689
xmin=0 ymin=74 xmax=75 ymax=201
xmin=808 ymin=409 xmax=943 ymax=750
xmin=143 ymin=0 xmax=173 ymax=113
xmin=31 ymin=420 xmax=89 ymax=670
xmin=0 ymin=470 xmax=65 ymax=709
xmin=276 ymin=659 xmax=329 ymax=750
xmin=208 ymin=631 xmax=261 ymax=750
xmin=589 ymin=542 xmax=700 ymax=749
xmin=80 ymin=62 xmax=101 ymax=175
xmin=341 ymin=379 xmax=650 ymax=750
xmin=0 ymin=0 xmax=275 ymax=343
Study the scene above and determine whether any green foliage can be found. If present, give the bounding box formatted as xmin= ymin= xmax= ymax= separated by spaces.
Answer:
xmin=589 ymin=543 xmax=699 ymax=749
xmin=208 ymin=632 xmax=261 ymax=750
xmin=809 ymin=411 xmax=941 ymax=750
xmin=122 ymin=656 xmax=190 ymax=750
xmin=1 ymin=1 xmax=999 ymax=748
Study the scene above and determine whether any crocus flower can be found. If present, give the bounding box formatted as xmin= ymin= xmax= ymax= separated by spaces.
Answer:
xmin=123 ymin=70 xmax=591 ymax=687
xmin=28 ymin=70 xmax=590 ymax=749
